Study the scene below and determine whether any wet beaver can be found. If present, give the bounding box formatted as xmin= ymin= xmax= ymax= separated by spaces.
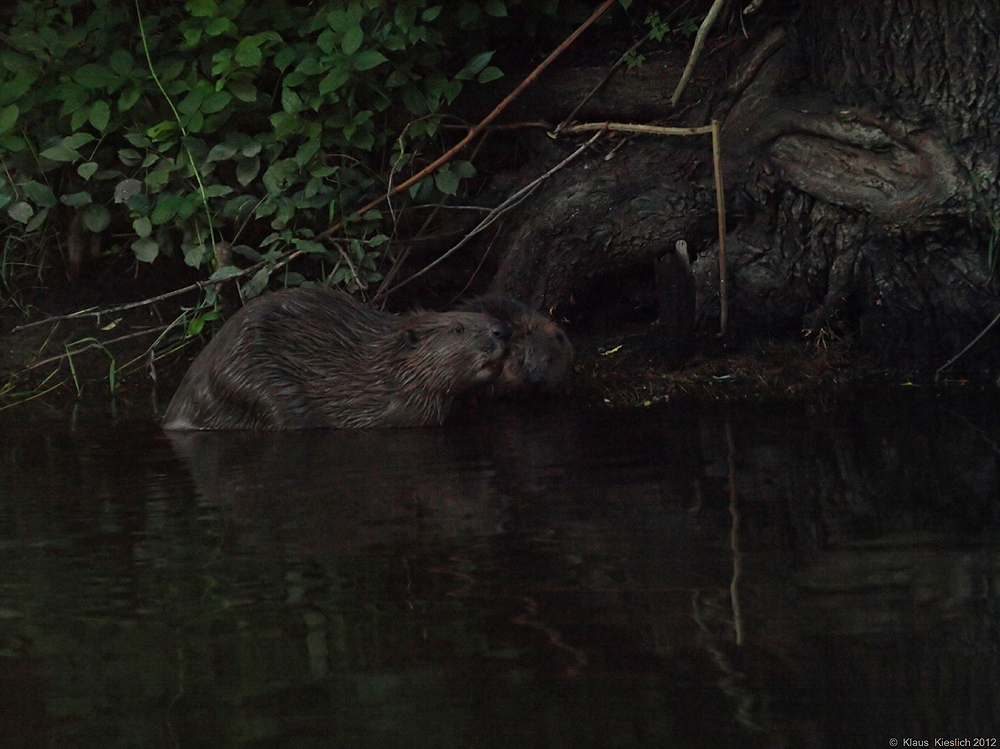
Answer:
xmin=459 ymin=295 xmax=573 ymax=396
xmin=163 ymin=287 xmax=511 ymax=430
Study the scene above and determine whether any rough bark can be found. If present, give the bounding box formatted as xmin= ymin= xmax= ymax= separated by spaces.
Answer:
xmin=477 ymin=0 xmax=1000 ymax=369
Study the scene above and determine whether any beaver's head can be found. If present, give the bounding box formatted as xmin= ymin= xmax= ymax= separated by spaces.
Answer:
xmin=502 ymin=312 xmax=574 ymax=392
xmin=458 ymin=295 xmax=574 ymax=395
xmin=397 ymin=311 xmax=511 ymax=389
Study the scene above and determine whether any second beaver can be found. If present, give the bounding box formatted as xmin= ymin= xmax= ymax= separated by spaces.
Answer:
xmin=460 ymin=295 xmax=573 ymax=396
xmin=163 ymin=287 xmax=511 ymax=430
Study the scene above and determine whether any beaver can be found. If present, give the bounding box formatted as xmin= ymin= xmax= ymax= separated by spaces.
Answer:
xmin=162 ymin=287 xmax=511 ymax=430
xmin=459 ymin=295 xmax=573 ymax=396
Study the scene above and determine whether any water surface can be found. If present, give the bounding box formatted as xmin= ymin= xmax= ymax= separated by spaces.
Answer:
xmin=2 ymin=389 xmax=998 ymax=747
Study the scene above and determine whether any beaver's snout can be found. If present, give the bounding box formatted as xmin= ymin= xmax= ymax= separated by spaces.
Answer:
xmin=492 ymin=321 xmax=513 ymax=343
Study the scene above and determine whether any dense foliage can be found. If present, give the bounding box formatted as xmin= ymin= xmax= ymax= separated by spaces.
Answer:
xmin=0 ymin=0 xmax=585 ymax=300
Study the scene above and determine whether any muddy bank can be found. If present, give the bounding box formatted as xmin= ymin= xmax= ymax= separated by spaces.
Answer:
xmin=3 ymin=294 xmax=989 ymax=419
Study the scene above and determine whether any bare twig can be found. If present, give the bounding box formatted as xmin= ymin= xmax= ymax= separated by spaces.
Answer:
xmin=671 ymin=0 xmax=728 ymax=107
xmin=11 ymin=277 xmax=211 ymax=332
xmin=24 ymin=325 xmax=172 ymax=371
xmin=712 ymin=119 xmax=728 ymax=336
xmin=375 ymin=130 xmax=605 ymax=300
xmin=934 ymin=308 xmax=1000 ymax=380
xmin=560 ymin=122 xmax=714 ymax=136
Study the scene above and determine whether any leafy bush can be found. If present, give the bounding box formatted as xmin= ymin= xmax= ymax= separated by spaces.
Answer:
xmin=0 ymin=0 xmax=550 ymax=296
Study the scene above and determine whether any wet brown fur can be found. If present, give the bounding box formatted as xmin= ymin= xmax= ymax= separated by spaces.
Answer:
xmin=163 ymin=287 xmax=510 ymax=430
xmin=460 ymin=295 xmax=573 ymax=396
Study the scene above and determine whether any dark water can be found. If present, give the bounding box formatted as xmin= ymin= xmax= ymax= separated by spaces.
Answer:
xmin=2 ymin=388 xmax=999 ymax=748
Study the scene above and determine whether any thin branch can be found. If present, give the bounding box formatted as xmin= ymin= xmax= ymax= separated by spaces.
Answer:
xmin=24 ymin=325 xmax=172 ymax=371
xmin=560 ymin=121 xmax=715 ymax=136
xmin=375 ymin=130 xmax=605 ymax=301
xmin=935 ymin=308 xmax=1000 ymax=380
xmin=712 ymin=119 xmax=728 ymax=336
xmin=671 ymin=0 xmax=728 ymax=107
xmin=12 ymin=278 xmax=209 ymax=332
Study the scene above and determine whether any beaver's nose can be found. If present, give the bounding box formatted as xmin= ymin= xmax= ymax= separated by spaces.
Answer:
xmin=491 ymin=321 xmax=512 ymax=342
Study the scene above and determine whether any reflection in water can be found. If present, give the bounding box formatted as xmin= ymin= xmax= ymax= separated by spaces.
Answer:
xmin=1 ymin=391 xmax=999 ymax=747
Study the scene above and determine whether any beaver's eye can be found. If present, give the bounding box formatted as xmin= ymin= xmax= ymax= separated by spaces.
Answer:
xmin=453 ymin=324 xmax=465 ymax=334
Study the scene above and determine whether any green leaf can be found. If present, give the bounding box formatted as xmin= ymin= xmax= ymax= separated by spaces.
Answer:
xmin=118 ymin=148 xmax=141 ymax=166
xmin=353 ymin=50 xmax=388 ymax=71
xmin=0 ymin=70 xmax=37 ymax=108
xmin=60 ymin=192 xmax=93 ymax=208
xmin=443 ymin=80 xmax=462 ymax=103
xmin=293 ymin=239 xmax=326 ymax=254
xmin=151 ymin=194 xmax=180 ymax=224
xmin=452 ymin=160 xmax=477 ymax=179
xmin=147 ymin=120 xmax=179 ymax=140
xmin=7 ymin=201 xmax=34 ymax=224
xmin=114 ymin=178 xmax=143 ymax=204
xmin=109 ymin=49 xmax=135 ymax=76
xmin=118 ymin=85 xmax=141 ymax=112
xmin=227 ymin=79 xmax=257 ymax=102
xmin=319 ymin=69 xmax=350 ymax=96
xmin=25 ymin=207 xmax=49 ymax=233
xmin=206 ymin=142 xmax=238 ymax=162
xmin=77 ymin=162 xmax=99 ymax=180
xmin=401 ymin=86 xmax=428 ymax=115
xmin=0 ymin=105 xmax=18 ymax=136
xmin=262 ymin=158 xmax=298 ymax=194
xmin=185 ymin=111 xmax=205 ymax=133
xmin=132 ymin=237 xmax=160 ymax=262
xmin=484 ymin=0 xmax=506 ymax=16
xmin=83 ymin=203 xmax=111 ymax=232
xmin=22 ymin=181 xmax=57 ymax=207
xmin=124 ymin=133 xmax=152 ymax=148
xmin=133 ymin=216 xmax=153 ymax=237
xmin=241 ymin=266 xmax=271 ymax=299
xmin=89 ymin=100 xmax=111 ymax=132
xmin=236 ymin=156 xmax=260 ymax=186
xmin=385 ymin=69 xmax=409 ymax=88
xmin=183 ymin=242 xmax=208 ymax=268
xmin=205 ymin=17 xmax=237 ymax=36
xmin=281 ymin=87 xmax=303 ymax=114
xmin=422 ymin=6 xmax=443 ymax=22
xmin=270 ymin=111 xmax=299 ymax=140
xmin=183 ymin=28 xmax=203 ymax=47
xmin=179 ymin=88 xmax=206 ymax=115
xmin=185 ymin=0 xmax=217 ymax=17
xmin=73 ymin=64 xmax=119 ymax=90
xmin=435 ymin=167 xmax=460 ymax=196
xmin=274 ymin=47 xmax=296 ymax=72
xmin=342 ymin=26 xmax=364 ymax=55
xmin=234 ymin=37 xmax=263 ymax=67
xmin=208 ymin=265 xmax=241 ymax=281
xmin=294 ymin=138 xmax=321 ymax=167
xmin=63 ymin=133 xmax=95 ymax=150
xmin=0 ymin=135 xmax=25 ymax=152
xmin=457 ymin=50 xmax=494 ymax=80
xmin=201 ymin=90 xmax=232 ymax=114
xmin=40 ymin=144 xmax=81 ymax=162
xmin=478 ymin=66 xmax=503 ymax=84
